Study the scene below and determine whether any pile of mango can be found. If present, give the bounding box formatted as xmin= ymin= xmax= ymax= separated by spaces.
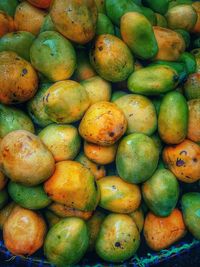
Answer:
xmin=0 ymin=0 xmax=200 ymax=266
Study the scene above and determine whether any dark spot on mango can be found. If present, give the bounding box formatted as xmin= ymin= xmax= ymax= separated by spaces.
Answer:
xmin=46 ymin=93 xmax=50 ymax=102
xmin=176 ymin=158 xmax=185 ymax=167
xmin=129 ymin=113 xmax=133 ymax=117
xmin=193 ymin=158 xmax=197 ymax=162
xmin=112 ymin=185 xmax=116 ymax=190
xmin=97 ymin=165 xmax=101 ymax=170
xmin=109 ymin=132 xmax=115 ymax=137
xmin=115 ymin=242 xmax=121 ymax=247
xmin=180 ymin=150 xmax=187 ymax=156
xmin=94 ymin=181 xmax=98 ymax=190
xmin=27 ymin=136 xmax=32 ymax=141
xmin=21 ymin=68 xmax=28 ymax=76
xmin=98 ymin=46 xmax=103 ymax=51
xmin=173 ymin=75 xmax=179 ymax=82
xmin=57 ymin=235 xmax=61 ymax=239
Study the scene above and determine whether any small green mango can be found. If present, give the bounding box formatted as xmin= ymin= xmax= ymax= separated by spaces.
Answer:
xmin=175 ymin=29 xmax=190 ymax=48
xmin=182 ymin=192 xmax=200 ymax=240
xmin=96 ymin=13 xmax=115 ymax=35
xmin=158 ymin=91 xmax=188 ymax=144
xmin=178 ymin=52 xmax=197 ymax=74
xmin=142 ymin=169 xmax=179 ymax=217
xmin=128 ymin=65 xmax=179 ymax=95
xmin=142 ymin=0 xmax=169 ymax=15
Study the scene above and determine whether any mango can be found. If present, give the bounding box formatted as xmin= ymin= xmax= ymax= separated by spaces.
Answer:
xmin=129 ymin=207 xmax=144 ymax=233
xmin=142 ymin=0 xmax=169 ymax=15
xmin=191 ymin=48 xmax=200 ymax=73
xmin=0 ymin=202 xmax=16 ymax=229
xmin=96 ymin=13 xmax=115 ymax=35
xmin=44 ymin=218 xmax=89 ymax=266
xmin=155 ymin=13 xmax=168 ymax=28
xmin=44 ymin=210 xmax=61 ymax=228
xmin=0 ymin=130 xmax=55 ymax=186
xmin=116 ymin=133 xmax=159 ymax=184
xmin=128 ymin=65 xmax=179 ymax=95
xmin=158 ymin=91 xmax=188 ymax=144
xmin=0 ymin=11 xmax=15 ymax=38
xmin=114 ymin=94 xmax=157 ymax=135
xmin=95 ymin=213 xmax=140 ymax=262
xmin=40 ymin=14 xmax=56 ymax=33
xmin=151 ymin=132 xmax=163 ymax=155
xmin=139 ymin=6 xmax=157 ymax=26
xmin=120 ymin=12 xmax=158 ymax=60
xmin=181 ymin=192 xmax=200 ymax=240
xmin=175 ymin=29 xmax=190 ymax=48
xmin=27 ymin=0 xmax=52 ymax=9
xmin=178 ymin=52 xmax=196 ymax=74
xmin=79 ymin=101 xmax=127 ymax=146
xmin=0 ymin=0 xmax=18 ymax=16
xmin=90 ymin=34 xmax=134 ymax=82
xmin=50 ymin=0 xmax=97 ymax=44
xmin=192 ymin=2 xmax=200 ymax=34
xmin=183 ymin=73 xmax=200 ymax=100
xmin=30 ymin=31 xmax=76 ymax=82
xmin=95 ymin=0 xmax=106 ymax=13
xmin=187 ymin=99 xmax=200 ymax=143
xmin=111 ymin=90 xmax=127 ymax=102
xmin=44 ymin=161 xmax=99 ymax=211
xmin=142 ymin=169 xmax=179 ymax=217
xmin=98 ymin=176 xmax=141 ymax=213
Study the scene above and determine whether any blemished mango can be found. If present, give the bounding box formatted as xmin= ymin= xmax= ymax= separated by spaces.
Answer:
xmin=187 ymin=99 xmax=200 ymax=143
xmin=192 ymin=2 xmax=200 ymax=34
xmin=183 ymin=73 xmax=200 ymax=100
xmin=120 ymin=12 xmax=158 ymax=60
xmin=158 ymin=91 xmax=188 ymax=144
xmin=90 ymin=34 xmax=134 ymax=82
xmin=50 ymin=0 xmax=97 ymax=44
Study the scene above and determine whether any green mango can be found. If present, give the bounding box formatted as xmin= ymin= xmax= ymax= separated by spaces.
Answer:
xmin=96 ymin=13 xmax=115 ymax=35
xmin=8 ymin=182 xmax=51 ymax=210
xmin=27 ymin=83 xmax=53 ymax=128
xmin=193 ymin=37 xmax=200 ymax=49
xmin=128 ymin=65 xmax=179 ymax=95
xmin=151 ymin=96 xmax=163 ymax=115
xmin=95 ymin=213 xmax=140 ymax=262
xmin=114 ymin=94 xmax=157 ymax=135
xmin=191 ymin=48 xmax=200 ymax=73
xmin=142 ymin=0 xmax=169 ymax=15
xmin=178 ymin=52 xmax=197 ymax=74
xmin=129 ymin=207 xmax=144 ymax=232
xmin=175 ymin=29 xmax=190 ymax=48
xmin=116 ymin=133 xmax=159 ymax=184
xmin=40 ymin=14 xmax=56 ymax=33
xmin=0 ymin=104 xmax=34 ymax=138
xmin=151 ymin=132 xmax=163 ymax=155
xmin=87 ymin=211 xmax=106 ymax=251
xmin=132 ymin=0 xmax=142 ymax=5
xmin=111 ymin=90 xmax=127 ymax=102
xmin=120 ymin=12 xmax=158 ymax=60
xmin=0 ymin=189 xmax=8 ymax=209
xmin=0 ymin=31 xmax=35 ymax=61
xmin=158 ymin=91 xmax=188 ymax=144
xmin=155 ymin=13 xmax=168 ymax=27
xmin=44 ymin=210 xmax=61 ymax=228
xmin=182 ymin=192 xmax=200 ymax=240
xmin=95 ymin=0 xmax=106 ymax=13
xmin=30 ymin=31 xmax=76 ymax=82
xmin=105 ymin=0 xmax=142 ymax=26
xmin=139 ymin=6 xmax=157 ymax=25
xmin=44 ymin=218 xmax=89 ymax=266
xmin=142 ymin=169 xmax=179 ymax=217
xmin=0 ymin=0 xmax=18 ymax=16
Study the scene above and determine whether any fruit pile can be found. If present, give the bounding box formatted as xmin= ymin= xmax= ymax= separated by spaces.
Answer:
xmin=0 ymin=0 xmax=200 ymax=266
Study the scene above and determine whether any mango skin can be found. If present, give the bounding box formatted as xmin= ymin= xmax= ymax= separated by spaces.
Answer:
xmin=187 ymin=99 xmax=200 ymax=143
xmin=0 ymin=31 xmax=35 ymax=61
xmin=0 ymin=0 xmax=19 ymax=16
xmin=39 ymin=124 xmax=81 ymax=162
xmin=129 ymin=207 xmax=144 ymax=233
xmin=90 ymin=34 xmax=134 ymax=82
xmin=144 ymin=209 xmax=186 ymax=251
xmin=3 ymin=206 xmax=47 ymax=256
xmin=0 ymin=130 xmax=55 ymax=186
xmin=50 ymin=0 xmax=97 ymax=44
xmin=155 ymin=13 xmax=167 ymax=28
xmin=143 ymin=0 xmax=169 ymax=15
xmin=79 ymin=101 xmax=127 ymax=146
xmin=158 ymin=91 xmax=188 ymax=144
xmin=120 ymin=12 xmax=158 ymax=60
xmin=163 ymin=139 xmax=200 ymax=183
xmin=44 ymin=161 xmax=99 ymax=211
xmin=153 ymin=26 xmax=185 ymax=61
xmin=98 ymin=176 xmax=141 ymax=213
xmin=40 ymin=14 xmax=56 ymax=33
xmin=178 ymin=52 xmax=196 ymax=75
xmin=128 ymin=65 xmax=179 ymax=96
xmin=0 ymin=11 xmax=15 ymax=38
xmin=116 ymin=133 xmax=159 ymax=184
xmin=95 ymin=213 xmax=140 ymax=263
xmin=44 ymin=218 xmax=89 ymax=266
xmin=0 ymin=202 xmax=16 ymax=229
xmin=140 ymin=6 xmax=157 ymax=26
xmin=44 ymin=210 xmax=61 ymax=228
xmin=30 ymin=31 xmax=76 ymax=82
xmin=181 ymin=192 xmax=200 ymax=240
xmin=111 ymin=91 xmax=127 ymax=102
xmin=175 ymin=29 xmax=190 ymax=48
xmin=0 ymin=51 xmax=38 ymax=105
xmin=96 ymin=13 xmax=115 ymax=35
xmin=114 ymin=94 xmax=157 ymax=135
xmin=142 ymin=169 xmax=179 ymax=217
xmin=27 ymin=0 xmax=52 ymax=9
xmin=0 ymin=104 xmax=34 ymax=138
xmin=191 ymin=48 xmax=200 ymax=73
xmin=43 ymin=80 xmax=90 ymax=124
xmin=183 ymin=73 xmax=200 ymax=100
xmin=27 ymin=83 xmax=53 ymax=128
xmin=95 ymin=0 xmax=106 ymax=13
xmin=8 ymin=182 xmax=51 ymax=210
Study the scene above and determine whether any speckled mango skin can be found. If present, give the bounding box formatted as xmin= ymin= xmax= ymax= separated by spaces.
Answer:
xmin=95 ymin=213 xmax=140 ymax=263
xmin=43 ymin=80 xmax=90 ymax=124
xmin=142 ymin=169 xmax=179 ymax=217
xmin=183 ymin=73 xmax=200 ymax=100
xmin=0 ymin=130 xmax=55 ymax=186
xmin=153 ymin=26 xmax=185 ymax=61
xmin=90 ymin=34 xmax=134 ymax=82
xmin=187 ymin=99 xmax=200 ymax=143
xmin=121 ymin=12 xmax=158 ymax=60
xmin=158 ymin=91 xmax=188 ymax=144
xmin=98 ymin=176 xmax=141 ymax=213
xmin=84 ymin=141 xmax=117 ymax=165
xmin=44 ymin=161 xmax=99 ymax=211
xmin=44 ymin=217 xmax=89 ymax=266
xmin=0 ymin=51 xmax=38 ymax=105
xmin=0 ymin=11 xmax=15 ymax=38
xmin=144 ymin=209 xmax=186 ymax=251
xmin=48 ymin=202 xmax=92 ymax=220
xmin=30 ymin=31 xmax=76 ymax=82
xmin=116 ymin=133 xmax=159 ymax=184
xmin=128 ymin=65 xmax=179 ymax=96
xmin=114 ymin=94 xmax=157 ymax=135
xmin=39 ymin=124 xmax=81 ymax=162
xmin=79 ymin=101 xmax=127 ymax=146
xmin=3 ymin=206 xmax=47 ymax=255
xmin=181 ymin=192 xmax=200 ymax=240
xmin=50 ymin=0 xmax=97 ymax=44
xmin=163 ymin=139 xmax=200 ymax=183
